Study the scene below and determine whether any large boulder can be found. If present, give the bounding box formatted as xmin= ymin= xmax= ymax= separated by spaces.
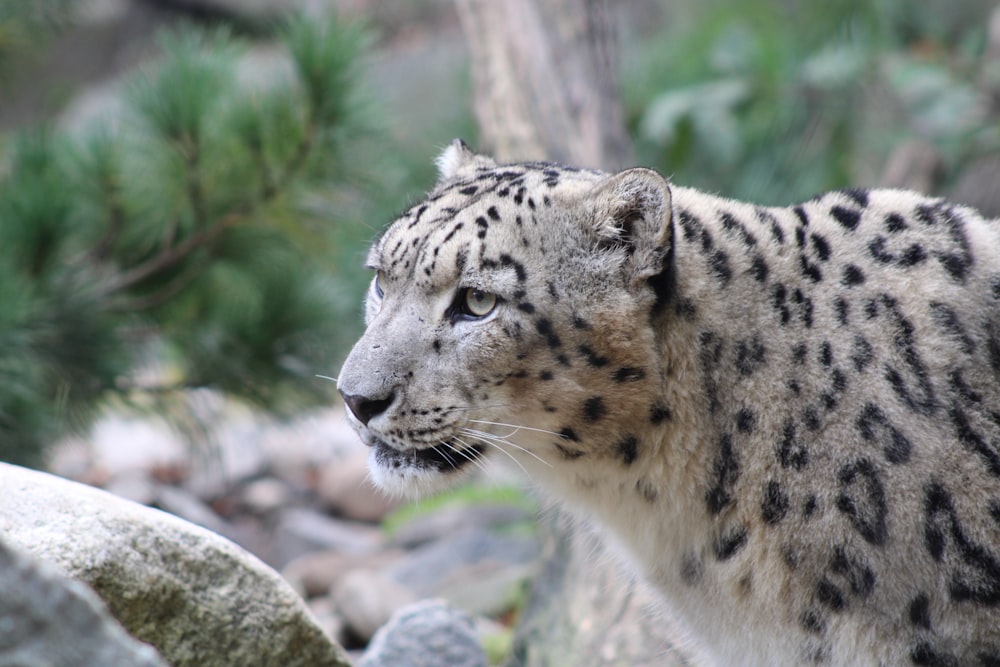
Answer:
xmin=0 ymin=462 xmax=351 ymax=667
xmin=0 ymin=536 xmax=169 ymax=667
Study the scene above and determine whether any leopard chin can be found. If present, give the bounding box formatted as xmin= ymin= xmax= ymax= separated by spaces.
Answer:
xmin=365 ymin=436 xmax=486 ymax=498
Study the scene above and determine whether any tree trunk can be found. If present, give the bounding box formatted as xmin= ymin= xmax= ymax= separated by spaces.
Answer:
xmin=454 ymin=2 xmax=696 ymax=665
xmin=454 ymin=0 xmax=632 ymax=168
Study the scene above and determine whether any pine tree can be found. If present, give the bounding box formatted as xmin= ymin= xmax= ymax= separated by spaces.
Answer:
xmin=0 ymin=13 xmax=377 ymax=466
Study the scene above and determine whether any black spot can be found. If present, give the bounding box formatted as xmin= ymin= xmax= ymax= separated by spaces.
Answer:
xmin=885 ymin=212 xmax=908 ymax=232
xmin=650 ymin=404 xmax=672 ymax=424
xmin=735 ymin=336 xmax=767 ymax=376
xmin=517 ymin=302 xmax=536 ymax=314
xmin=613 ymin=367 xmax=646 ymax=383
xmin=783 ymin=546 xmax=801 ymax=570
xmin=803 ymin=496 xmax=818 ymax=518
xmin=909 ymin=592 xmax=932 ymax=629
xmin=792 ymin=342 xmax=808 ymax=364
xmin=803 ymin=407 xmax=820 ymax=431
xmin=923 ymin=480 xmax=1000 ymax=604
xmin=836 ymin=459 xmax=888 ymax=546
xmin=819 ymin=341 xmax=833 ymax=366
xmin=856 ymin=403 xmax=912 ymax=464
xmin=834 ymin=297 xmax=849 ymax=326
xmin=772 ymin=283 xmax=791 ymax=325
xmin=864 ymin=298 xmax=879 ymax=319
xmin=911 ymin=642 xmax=958 ymax=667
xmin=811 ymin=233 xmax=831 ymax=261
xmin=720 ymin=211 xmax=758 ymax=248
xmin=554 ymin=443 xmax=585 ymax=459
xmin=680 ymin=553 xmax=703 ymax=585
xmin=699 ymin=331 xmax=724 ymax=413
xmin=582 ymin=396 xmax=606 ymax=421
xmin=793 ymin=288 xmax=814 ymax=327
xmin=559 ymin=427 xmax=580 ymax=442
xmin=750 ymin=255 xmax=769 ymax=282
xmin=840 ymin=188 xmax=870 ymax=207
xmin=799 ymin=609 xmax=826 ymax=635
xmin=486 ymin=205 xmax=501 ymax=221
xmin=935 ymin=205 xmax=974 ymax=283
xmin=794 ymin=206 xmax=810 ymax=227
xmin=950 ymin=404 xmax=1000 ymax=478
xmin=881 ymin=295 xmax=937 ymax=415
xmin=706 ymin=434 xmax=739 ymax=515
xmin=636 ymin=479 xmax=659 ymax=503
xmin=868 ymin=236 xmax=895 ymax=263
xmin=535 ymin=318 xmax=562 ymax=348
xmin=714 ymin=524 xmax=748 ymax=560
xmin=571 ymin=314 xmax=588 ymax=329
xmin=709 ymin=249 xmax=732 ymax=285
xmin=795 ymin=226 xmax=808 ymax=248
xmin=816 ymin=578 xmax=847 ymax=611
xmin=761 ymin=481 xmax=790 ymax=524
xmin=777 ymin=420 xmax=809 ymax=470
xmin=831 ymin=205 xmax=861 ymax=231
xmin=617 ymin=435 xmax=639 ymax=465
xmin=929 ymin=302 xmax=975 ymax=354
xmin=736 ymin=408 xmax=756 ymax=433
xmin=850 ymin=335 xmax=874 ymax=372
xmin=799 ymin=254 xmax=824 ymax=282
xmin=539 ymin=370 xmax=553 ymax=381
xmin=675 ymin=298 xmax=698 ymax=319
xmin=578 ymin=345 xmax=609 ymax=368
xmin=459 ymin=185 xmax=478 ymax=195
xmin=432 ymin=339 xmax=441 ymax=352
xmin=499 ymin=253 xmax=528 ymax=282
xmin=756 ymin=207 xmax=786 ymax=244
xmin=900 ymin=243 xmax=928 ymax=267
xmin=829 ymin=545 xmax=875 ymax=598
xmin=842 ymin=264 xmax=866 ymax=286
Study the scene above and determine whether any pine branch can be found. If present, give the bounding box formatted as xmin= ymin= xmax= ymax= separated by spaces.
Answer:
xmin=99 ymin=212 xmax=235 ymax=296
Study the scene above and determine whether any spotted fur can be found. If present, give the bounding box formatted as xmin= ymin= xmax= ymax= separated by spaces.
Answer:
xmin=337 ymin=140 xmax=1000 ymax=666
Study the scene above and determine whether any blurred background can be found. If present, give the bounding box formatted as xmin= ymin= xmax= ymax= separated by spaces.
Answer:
xmin=1 ymin=0 xmax=998 ymax=663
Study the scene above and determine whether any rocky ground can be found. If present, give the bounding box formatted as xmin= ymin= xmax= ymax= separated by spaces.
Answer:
xmin=47 ymin=396 xmax=540 ymax=664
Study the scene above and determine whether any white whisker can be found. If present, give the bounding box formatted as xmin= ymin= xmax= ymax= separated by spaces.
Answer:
xmin=461 ymin=428 xmax=553 ymax=468
xmin=457 ymin=433 xmax=528 ymax=475
xmin=468 ymin=419 xmax=564 ymax=439
xmin=315 ymin=374 xmax=339 ymax=384
xmin=448 ymin=438 xmax=490 ymax=474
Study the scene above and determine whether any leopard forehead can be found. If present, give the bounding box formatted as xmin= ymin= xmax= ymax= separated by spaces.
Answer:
xmin=369 ymin=162 xmax=606 ymax=293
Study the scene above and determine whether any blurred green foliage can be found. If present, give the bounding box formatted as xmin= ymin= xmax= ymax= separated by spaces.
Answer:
xmin=624 ymin=0 xmax=999 ymax=204
xmin=0 ymin=12 xmax=395 ymax=465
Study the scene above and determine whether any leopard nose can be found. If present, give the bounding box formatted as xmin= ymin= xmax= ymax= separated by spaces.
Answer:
xmin=340 ymin=390 xmax=395 ymax=427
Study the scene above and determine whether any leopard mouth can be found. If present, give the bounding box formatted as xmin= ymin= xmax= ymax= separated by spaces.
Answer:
xmin=371 ymin=438 xmax=486 ymax=473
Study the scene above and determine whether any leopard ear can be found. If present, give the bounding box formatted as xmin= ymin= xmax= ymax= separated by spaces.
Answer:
xmin=587 ymin=168 xmax=673 ymax=285
xmin=435 ymin=139 xmax=497 ymax=182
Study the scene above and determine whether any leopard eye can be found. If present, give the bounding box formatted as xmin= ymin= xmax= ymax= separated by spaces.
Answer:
xmin=462 ymin=288 xmax=497 ymax=317
xmin=373 ymin=270 xmax=386 ymax=298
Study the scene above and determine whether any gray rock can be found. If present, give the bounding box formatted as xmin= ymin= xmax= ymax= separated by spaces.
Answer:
xmin=388 ymin=527 xmax=539 ymax=597
xmin=240 ymin=476 xmax=294 ymax=514
xmin=317 ymin=447 xmax=401 ymax=523
xmin=0 ymin=462 xmax=351 ymax=667
xmin=281 ymin=548 xmax=406 ymax=598
xmin=388 ymin=503 xmax=533 ymax=550
xmin=358 ymin=599 xmax=488 ymax=667
xmin=0 ymin=536 xmax=168 ymax=667
xmin=273 ymin=506 xmax=384 ymax=565
xmin=331 ymin=569 xmax=417 ymax=642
